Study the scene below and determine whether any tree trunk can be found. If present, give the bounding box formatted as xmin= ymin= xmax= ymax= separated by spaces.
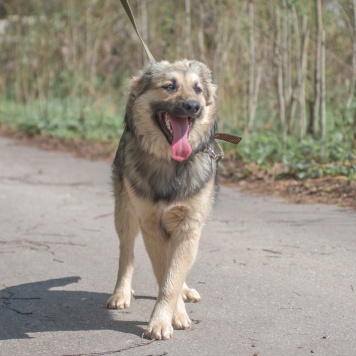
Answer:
xmin=250 ymin=66 xmax=262 ymax=130
xmin=353 ymin=111 xmax=356 ymax=148
xmin=313 ymin=0 xmax=323 ymax=137
xmin=248 ymin=0 xmax=256 ymax=130
xmin=198 ymin=2 xmax=206 ymax=63
xmin=300 ymin=16 xmax=309 ymax=140
xmin=184 ymin=0 xmax=193 ymax=58
xmin=288 ymin=6 xmax=300 ymax=135
xmin=346 ymin=0 xmax=356 ymax=109
xmin=275 ymin=8 xmax=286 ymax=144
xmin=282 ymin=0 xmax=292 ymax=126
xmin=320 ymin=29 xmax=326 ymax=138
xmin=140 ymin=0 xmax=148 ymax=66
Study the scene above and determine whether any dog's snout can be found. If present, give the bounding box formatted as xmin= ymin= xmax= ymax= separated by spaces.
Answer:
xmin=182 ymin=100 xmax=201 ymax=115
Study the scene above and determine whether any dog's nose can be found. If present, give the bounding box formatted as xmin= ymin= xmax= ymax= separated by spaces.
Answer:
xmin=182 ymin=100 xmax=201 ymax=115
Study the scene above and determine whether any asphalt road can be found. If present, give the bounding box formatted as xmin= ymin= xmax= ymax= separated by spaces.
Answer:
xmin=0 ymin=137 xmax=355 ymax=356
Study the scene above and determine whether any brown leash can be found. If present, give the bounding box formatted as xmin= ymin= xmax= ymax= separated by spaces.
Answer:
xmin=204 ymin=133 xmax=242 ymax=162
xmin=120 ymin=0 xmax=156 ymax=62
xmin=215 ymin=133 xmax=242 ymax=145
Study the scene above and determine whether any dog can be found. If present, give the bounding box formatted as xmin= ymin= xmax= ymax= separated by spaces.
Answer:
xmin=106 ymin=59 xmax=218 ymax=340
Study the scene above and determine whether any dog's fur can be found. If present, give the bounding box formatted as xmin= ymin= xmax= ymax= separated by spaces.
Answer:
xmin=107 ymin=59 xmax=218 ymax=340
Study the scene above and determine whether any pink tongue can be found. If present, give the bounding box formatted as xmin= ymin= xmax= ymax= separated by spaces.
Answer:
xmin=169 ymin=115 xmax=192 ymax=161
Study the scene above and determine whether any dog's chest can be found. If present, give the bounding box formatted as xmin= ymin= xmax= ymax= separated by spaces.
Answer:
xmin=128 ymin=152 xmax=215 ymax=202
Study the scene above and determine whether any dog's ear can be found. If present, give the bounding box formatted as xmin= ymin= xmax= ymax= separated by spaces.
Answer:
xmin=126 ymin=70 xmax=150 ymax=107
xmin=124 ymin=71 xmax=149 ymax=129
xmin=126 ymin=61 xmax=169 ymax=109
xmin=191 ymin=61 xmax=217 ymax=106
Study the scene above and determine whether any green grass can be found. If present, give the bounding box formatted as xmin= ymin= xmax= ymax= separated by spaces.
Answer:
xmin=0 ymin=97 xmax=124 ymax=142
xmin=234 ymin=131 xmax=356 ymax=180
xmin=1 ymin=97 xmax=355 ymax=180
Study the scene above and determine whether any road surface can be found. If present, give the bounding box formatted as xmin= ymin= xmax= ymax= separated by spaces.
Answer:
xmin=0 ymin=137 xmax=355 ymax=355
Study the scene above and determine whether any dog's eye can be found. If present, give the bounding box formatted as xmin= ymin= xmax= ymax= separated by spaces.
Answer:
xmin=194 ymin=85 xmax=203 ymax=94
xmin=163 ymin=84 xmax=175 ymax=93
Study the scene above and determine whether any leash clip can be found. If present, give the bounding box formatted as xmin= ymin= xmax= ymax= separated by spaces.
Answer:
xmin=204 ymin=133 xmax=242 ymax=162
xmin=204 ymin=141 xmax=224 ymax=162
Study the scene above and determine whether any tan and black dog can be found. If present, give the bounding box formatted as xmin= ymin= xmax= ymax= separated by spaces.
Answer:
xmin=107 ymin=59 xmax=218 ymax=340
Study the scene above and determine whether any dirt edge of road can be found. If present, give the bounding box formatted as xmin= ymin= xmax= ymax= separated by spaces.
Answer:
xmin=1 ymin=127 xmax=355 ymax=210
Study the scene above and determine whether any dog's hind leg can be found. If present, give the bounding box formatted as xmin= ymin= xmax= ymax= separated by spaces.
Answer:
xmin=172 ymin=282 xmax=201 ymax=330
xmin=172 ymin=294 xmax=191 ymax=330
xmin=107 ymin=197 xmax=140 ymax=309
xmin=181 ymin=282 xmax=201 ymax=303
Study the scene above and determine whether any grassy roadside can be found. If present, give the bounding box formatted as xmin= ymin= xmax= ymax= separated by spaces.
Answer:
xmin=1 ymin=99 xmax=355 ymax=180
xmin=0 ymin=98 xmax=124 ymax=142
xmin=0 ymin=118 xmax=356 ymax=209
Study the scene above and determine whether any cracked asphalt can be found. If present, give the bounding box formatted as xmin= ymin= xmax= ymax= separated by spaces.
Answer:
xmin=0 ymin=137 xmax=355 ymax=356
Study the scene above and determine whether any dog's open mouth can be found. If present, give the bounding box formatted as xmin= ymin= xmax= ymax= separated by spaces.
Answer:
xmin=157 ymin=112 xmax=193 ymax=162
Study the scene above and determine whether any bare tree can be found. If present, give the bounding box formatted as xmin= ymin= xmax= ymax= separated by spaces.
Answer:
xmin=140 ymin=0 xmax=148 ymax=66
xmin=247 ymin=0 xmax=262 ymax=132
xmin=346 ymin=0 xmax=356 ymax=109
xmin=300 ymin=15 xmax=310 ymax=139
xmin=198 ymin=2 xmax=206 ymax=63
xmin=321 ymin=29 xmax=326 ymax=138
xmin=352 ymin=0 xmax=356 ymax=148
xmin=313 ymin=0 xmax=323 ymax=136
xmin=184 ymin=0 xmax=193 ymax=58
xmin=282 ymin=1 xmax=292 ymax=120
xmin=275 ymin=7 xmax=287 ymax=144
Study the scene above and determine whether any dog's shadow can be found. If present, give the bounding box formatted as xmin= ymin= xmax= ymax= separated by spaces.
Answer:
xmin=0 ymin=277 xmax=153 ymax=340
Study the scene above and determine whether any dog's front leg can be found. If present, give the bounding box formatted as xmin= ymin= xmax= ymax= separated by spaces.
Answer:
xmin=145 ymin=206 xmax=202 ymax=340
xmin=107 ymin=199 xmax=139 ymax=309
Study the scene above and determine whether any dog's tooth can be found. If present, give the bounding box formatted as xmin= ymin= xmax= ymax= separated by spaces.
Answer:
xmin=165 ymin=118 xmax=171 ymax=130
xmin=163 ymin=115 xmax=173 ymax=135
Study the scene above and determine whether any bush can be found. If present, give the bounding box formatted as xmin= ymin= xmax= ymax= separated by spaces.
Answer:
xmin=235 ymin=131 xmax=356 ymax=180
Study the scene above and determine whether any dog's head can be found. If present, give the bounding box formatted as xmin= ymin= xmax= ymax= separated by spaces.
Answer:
xmin=124 ymin=60 xmax=217 ymax=162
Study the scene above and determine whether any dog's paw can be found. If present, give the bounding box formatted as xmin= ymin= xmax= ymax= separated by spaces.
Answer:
xmin=106 ymin=289 xmax=134 ymax=309
xmin=144 ymin=319 xmax=173 ymax=340
xmin=172 ymin=310 xmax=191 ymax=330
xmin=182 ymin=286 xmax=201 ymax=303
